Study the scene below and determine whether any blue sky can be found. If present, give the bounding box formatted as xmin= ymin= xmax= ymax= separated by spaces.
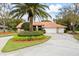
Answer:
xmin=46 ymin=3 xmax=71 ymax=19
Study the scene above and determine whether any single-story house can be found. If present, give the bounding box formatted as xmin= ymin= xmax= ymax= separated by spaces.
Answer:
xmin=16 ymin=22 xmax=66 ymax=33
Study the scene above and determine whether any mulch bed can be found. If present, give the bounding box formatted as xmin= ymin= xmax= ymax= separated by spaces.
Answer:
xmin=12 ymin=39 xmax=48 ymax=43
xmin=0 ymin=32 xmax=15 ymax=35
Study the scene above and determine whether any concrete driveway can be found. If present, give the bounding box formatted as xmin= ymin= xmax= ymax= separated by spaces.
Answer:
xmin=0 ymin=36 xmax=13 ymax=52
xmin=0 ymin=34 xmax=79 ymax=56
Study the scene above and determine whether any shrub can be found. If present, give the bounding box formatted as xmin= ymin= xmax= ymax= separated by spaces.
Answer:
xmin=41 ymin=29 xmax=46 ymax=33
xmin=13 ymin=35 xmax=28 ymax=41
xmin=13 ymin=35 xmax=47 ymax=41
xmin=18 ymin=31 xmax=44 ymax=36
xmin=21 ymin=22 xmax=29 ymax=31
xmin=31 ymin=35 xmax=47 ymax=40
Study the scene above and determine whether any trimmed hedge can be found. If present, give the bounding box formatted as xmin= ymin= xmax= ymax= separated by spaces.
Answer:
xmin=18 ymin=31 xmax=44 ymax=36
xmin=13 ymin=35 xmax=47 ymax=41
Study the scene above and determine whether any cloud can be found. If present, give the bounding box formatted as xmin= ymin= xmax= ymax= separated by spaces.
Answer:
xmin=47 ymin=4 xmax=62 ymax=13
xmin=46 ymin=4 xmax=62 ymax=20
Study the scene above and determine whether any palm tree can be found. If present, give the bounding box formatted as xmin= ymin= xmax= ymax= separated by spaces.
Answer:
xmin=10 ymin=3 xmax=51 ymax=32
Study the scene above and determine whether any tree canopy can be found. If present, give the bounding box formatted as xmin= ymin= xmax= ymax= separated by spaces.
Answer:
xmin=10 ymin=3 xmax=52 ymax=32
xmin=56 ymin=3 xmax=79 ymax=32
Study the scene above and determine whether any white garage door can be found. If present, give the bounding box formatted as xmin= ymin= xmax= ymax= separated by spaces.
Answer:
xmin=45 ymin=28 xmax=64 ymax=33
xmin=58 ymin=28 xmax=64 ymax=33
xmin=45 ymin=28 xmax=57 ymax=33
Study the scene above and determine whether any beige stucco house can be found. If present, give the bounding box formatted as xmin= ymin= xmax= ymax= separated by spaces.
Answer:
xmin=16 ymin=22 xmax=66 ymax=33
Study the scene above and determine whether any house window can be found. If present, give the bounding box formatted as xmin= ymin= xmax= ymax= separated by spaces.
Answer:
xmin=33 ymin=26 xmax=44 ymax=31
xmin=33 ymin=26 xmax=36 ymax=31
xmin=38 ymin=26 xmax=43 ymax=30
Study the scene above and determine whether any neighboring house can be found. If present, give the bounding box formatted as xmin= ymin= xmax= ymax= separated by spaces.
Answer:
xmin=16 ymin=22 xmax=66 ymax=33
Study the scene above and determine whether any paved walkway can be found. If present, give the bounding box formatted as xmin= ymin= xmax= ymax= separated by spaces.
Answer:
xmin=0 ymin=36 xmax=13 ymax=51
xmin=0 ymin=34 xmax=79 ymax=56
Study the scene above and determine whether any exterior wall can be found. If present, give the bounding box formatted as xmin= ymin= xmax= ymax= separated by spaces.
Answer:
xmin=58 ymin=28 xmax=64 ymax=33
xmin=44 ymin=28 xmax=64 ymax=33
xmin=45 ymin=28 xmax=57 ymax=33
xmin=17 ymin=29 xmax=24 ymax=33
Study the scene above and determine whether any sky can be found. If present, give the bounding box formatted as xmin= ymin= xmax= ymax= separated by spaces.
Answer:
xmin=22 ymin=3 xmax=72 ymax=22
xmin=46 ymin=3 xmax=71 ymax=19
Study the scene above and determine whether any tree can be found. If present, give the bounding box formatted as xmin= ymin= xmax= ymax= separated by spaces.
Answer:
xmin=0 ymin=3 xmax=11 ymax=32
xmin=21 ymin=22 xmax=29 ymax=31
xmin=56 ymin=4 xmax=79 ymax=33
xmin=10 ymin=3 xmax=51 ymax=32
xmin=6 ymin=19 xmax=24 ymax=31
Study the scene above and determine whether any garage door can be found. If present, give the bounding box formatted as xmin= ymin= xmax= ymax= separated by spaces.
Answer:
xmin=58 ymin=28 xmax=64 ymax=33
xmin=45 ymin=28 xmax=64 ymax=33
xmin=45 ymin=28 xmax=57 ymax=33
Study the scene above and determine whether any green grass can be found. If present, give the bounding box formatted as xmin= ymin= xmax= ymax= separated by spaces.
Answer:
xmin=2 ymin=35 xmax=50 ymax=52
xmin=0 ymin=34 xmax=12 ymax=37
xmin=0 ymin=33 xmax=16 ymax=37
xmin=13 ymin=35 xmax=48 ymax=41
xmin=0 ymin=34 xmax=13 ymax=37
xmin=74 ymin=34 xmax=79 ymax=40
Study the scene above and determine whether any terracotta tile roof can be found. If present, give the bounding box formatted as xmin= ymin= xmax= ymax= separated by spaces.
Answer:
xmin=33 ymin=22 xmax=44 ymax=26
xmin=16 ymin=22 xmax=66 ymax=28
xmin=33 ymin=22 xmax=66 ymax=28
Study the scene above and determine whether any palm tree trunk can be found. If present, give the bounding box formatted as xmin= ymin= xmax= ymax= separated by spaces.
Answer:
xmin=29 ymin=16 xmax=33 ymax=32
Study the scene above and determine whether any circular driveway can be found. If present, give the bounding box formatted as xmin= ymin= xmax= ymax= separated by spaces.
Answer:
xmin=0 ymin=34 xmax=79 ymax=56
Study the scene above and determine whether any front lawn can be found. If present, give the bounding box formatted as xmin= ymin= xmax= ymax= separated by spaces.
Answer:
xmin=74 ymin=34 xmax=79 ymax=40
xmin=2 ymin=35 xmax=50 ymax=52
